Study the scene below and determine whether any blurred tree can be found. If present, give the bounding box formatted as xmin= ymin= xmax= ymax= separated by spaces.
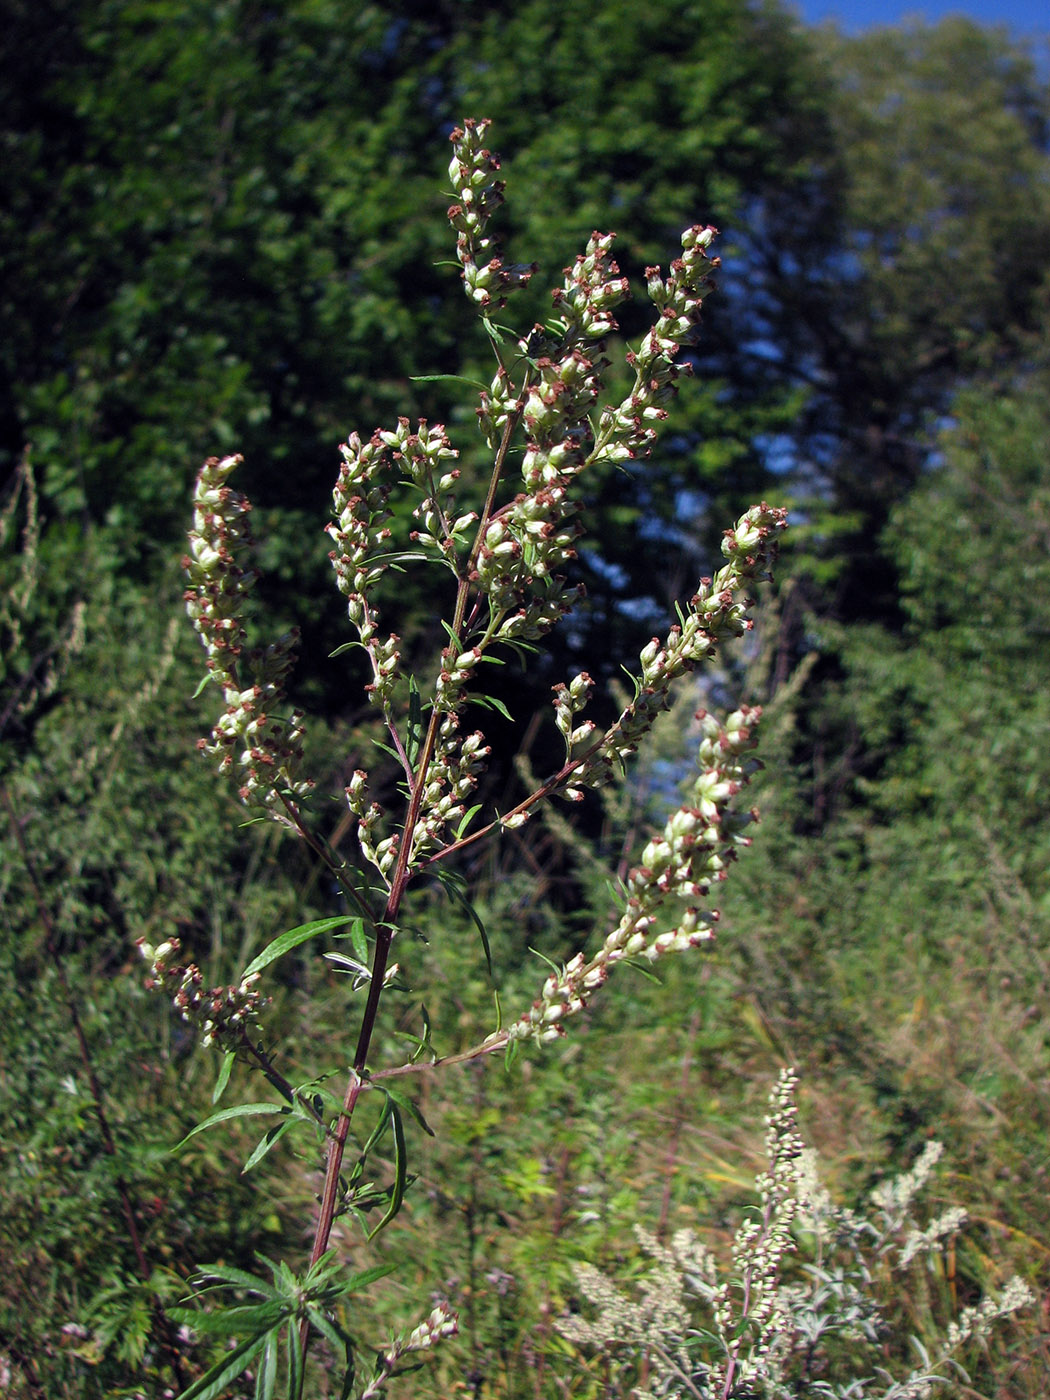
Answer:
xmin=755 ymin=18 xmax=1050 ymax=618
xmin=0 ymin=0 xmax=830 ymax=702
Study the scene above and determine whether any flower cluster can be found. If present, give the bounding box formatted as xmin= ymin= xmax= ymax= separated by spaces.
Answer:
xmin=558 ymin=1223 xmax=701 ymax=1365
xmin=595 ymin=222 xmax=719 ymax=465
xmin=476 ymin=364 xmax=523 ymax=451
xmin=570 ymin=502 xmax=787 ymax=792
xmin=447 ymin=118 xmax=536 ymax=309
xmin=379 ymin=417 xmax=473 ymax=566
xmin=137 ymin=937 xmax=266 ymax=1051
xmin=945 ymin=1277 xmax=1035 ymax=1353
xmin=470 ymin=230 xmax=631 ymax=635
xmin=346 ymin=779 xmax=397 ymax=883
xmin=552 ymin=670 xmax=597 ymax=770
xmin=346 ymin=717 xmax=493 ymax=880
xmin=328 ymin=130 xmax=750 ymax=891
xmin=506 ymin=705 xmax=763 ymax=1044
xmin=409 ymin=716 xmax=491 ymax=862
xmin=326 ymin=430 xmax=404 ymax=710
xmin=870 ymin=1139 xmax=945 ymax=1221
xmin=558 ymin=1074 xmax=1034 ymax=1400
xmin=859 ymin=1138 xmax=967 ymax=1269
xmin=360 ymin=1302 xmax=458 ymax=1400
xmin=711 ymin=1068 xmax=803 ymax=1390
xmin=184 ymin=455 xmax=310 ymax=815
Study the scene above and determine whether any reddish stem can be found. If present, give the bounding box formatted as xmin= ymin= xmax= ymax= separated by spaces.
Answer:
xmin=297 ymin=403 xmax=527 ymax=1372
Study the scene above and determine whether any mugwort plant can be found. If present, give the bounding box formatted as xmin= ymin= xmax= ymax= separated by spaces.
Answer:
xmin=148 ymin=115 xmax=797 ymax=1397
xmin=559 ymin=1071 xmax=1034 ymax=1399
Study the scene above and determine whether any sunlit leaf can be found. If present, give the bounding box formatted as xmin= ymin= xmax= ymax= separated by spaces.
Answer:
xmin=241 ymin=917 xmax=354 ymax=980
xmin=255 ymin=1331 xmax=278 ymax=1400
xmin=169 ymin=1302 xmax=286 ymax=1336
xmin=242 ymin=1115 xmax=297 ymax=1173
xmin=174 ymin=1103 xmax=287 ymax=1151
xmin=368 ymin=1099 xmax=407 ymax=1237
xmin=380 ymin=1083 xmax=434 ymax=1137
xmin=212 ymin=1051 xmax=235 ymax=1105
xmin=455 ymin=803 xmax=483 ymax=839
xmin=190 ymin=1264 xmax=281 ymax=1297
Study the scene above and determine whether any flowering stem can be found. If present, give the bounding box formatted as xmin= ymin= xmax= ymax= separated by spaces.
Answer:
xmin=277 ymin=790 xmax=380 ymax=932
xmin=299 ymin=401 xmax=522 ymax=1351
xmin=465 ymin=404 xmax=520 ymax=585
xmin=422 ymin=726 xmax=611 ymax=867
xmin=301 ymin=637 xmax=456 ymax=1348
xmin=178 ymin=122 xmax=788 ymax=1397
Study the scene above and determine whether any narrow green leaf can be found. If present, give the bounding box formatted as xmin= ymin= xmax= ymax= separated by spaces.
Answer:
xmin=174 ymin=1330 xmax=269 ymax=1400
xmin=301 ymin=1250 xmax=344 ymax=1290
xmin=404 ymin=1002 xmax=433 ymax=1063
xmin=619 ymin=662 xmax=643 ymax=701
xmin=481 ymin=314 xmax=517 ymax=344
xmin=306 ymin=1306 xmax=351 ymax=1358
xmin=328 ymin=640 xmax=364 ymax=659
xmin=455 ymin=803 xmax=483 ymax=839
xmin=409 ymin=373 xmax=486 ymax=390
xmin=255 ymin=1332 xmax=278 ymax=1400
xmin=212 ymin=1051 xmax=235 ymax=1105
xmin=436 ymin=869 xmax=494 ymax=981
xmin=437 ymin=618 xmax=462 ymax=649
xmin=174 ymin=1103 xmax=286 ymax=1151
xmin=242 ymin=1115 xmax=296 ymax=1174
xmin=169 ymin=1303 xmax=285 ymax=1335
xmin=359 ymin=1095 xmax=394 ymax=1158
xmin=604 ymin=878 xmax=627 ymax=911
xmin=350 ymin=917 xmax=368 ymax=963
xmin=623 ymin=958 xmax=662 ymax=984
xmin=385 ymin=1359 xmax=428 ymax=1382
xmin=323 ymin=951 xmax=371 ymax=981
xmin=393 ymin=1028 xmax=430 ymax=1055
xmin=369 ymin=739 xmax=406 ymax=765
xmin=341 ymin=1261 xmax=398 ymax=1292
xmin=473 ymin=692 xmax=513 ymax=722
xmin=334 ymin=914 xmax=369 ymax=964
xmin=380 ymin=1084 xmax=434 ymax=1137
xmin=190 ymin=1263 xmax=280 ymax=1296
xmin=287 ymin=1314 xmax=304 ymax=1400
xmin=528 ymin=946 xmax=561 ymax=974
xmin=241 ymin=917 xmax=354 ymax=981
xmin=338 ymin=1353 xmax=356 ymax=1400
xmin=358 ymin=550 xmax=431 ymax=567
xmin=368 ymin=1101 xmax=407 ymax=1237
xmin=496 ymin=637 xmax=540 ymax=667
xmin=310 ymin=1084 xmax=354 ymax=1116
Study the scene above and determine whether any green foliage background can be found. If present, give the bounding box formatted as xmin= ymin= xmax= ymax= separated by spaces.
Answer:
xmin=2 ymin=0 xmax=1049 ymax=1394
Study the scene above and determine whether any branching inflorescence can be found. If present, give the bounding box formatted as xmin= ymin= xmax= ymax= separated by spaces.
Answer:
xmin=560 ymin=1072 xmax=1035 ymax=1400
xmin=164 ymin=117 xmax=795 ymax=1397
xmin=184 ymin=454 xmax=311 ymax=818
